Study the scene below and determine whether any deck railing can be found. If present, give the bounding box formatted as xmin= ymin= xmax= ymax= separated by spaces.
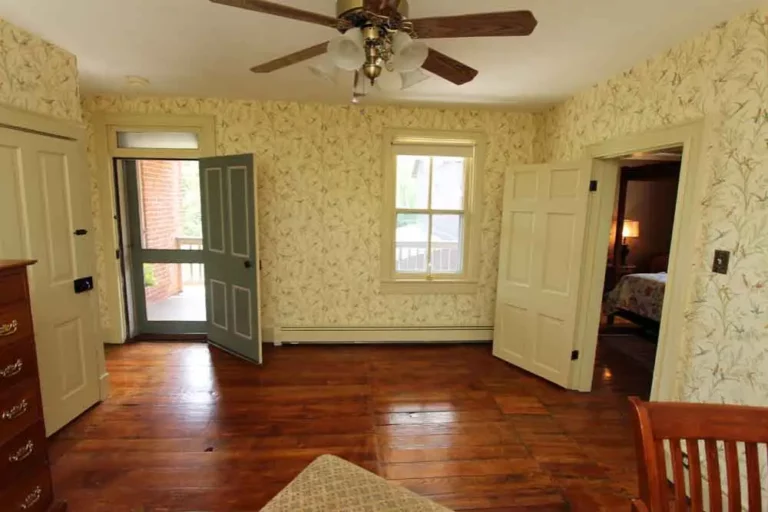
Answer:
xmin=395 ymin=241 xmax=461 ymax=274
xmin=176 ymin=236 xmax=205 ymax=285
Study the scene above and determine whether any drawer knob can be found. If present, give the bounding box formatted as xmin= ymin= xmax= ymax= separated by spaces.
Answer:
xmin=0 ymin=319 xmax=18 ymax=337
xmin=0 ymin=359 xmax=23 ymax=379
xmin=19 ymin=486 xmax=42 ymax=510
xmin=9 ymin=440 xmax=34 ymax=463
xmin=2 ymin=399 xmax=28 ymax=421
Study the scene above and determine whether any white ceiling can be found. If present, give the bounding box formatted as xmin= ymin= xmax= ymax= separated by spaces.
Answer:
xmin=0 ymin=0 xmax=763 ymax=108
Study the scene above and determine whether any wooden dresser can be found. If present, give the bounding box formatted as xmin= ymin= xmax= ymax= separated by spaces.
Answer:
xmin=0 ymin=261 xmax=65 ymax=511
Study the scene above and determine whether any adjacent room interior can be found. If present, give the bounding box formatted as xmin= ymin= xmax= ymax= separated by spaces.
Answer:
xmin=597 ymin=148 xmax=682 ymax=397
xmin=0 ymin=0 xmax=766 ymax=510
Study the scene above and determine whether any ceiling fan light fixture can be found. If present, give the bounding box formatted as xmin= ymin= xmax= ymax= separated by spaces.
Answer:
xmin=328 ymin=27 xmax=365 ymax=71
xmin=400 ymin=69 xmax=430 ymax=90
xmin=390 ymin=32 xmax=429 ymax=73
xmin=309 ymin=57 xmax=340 ymax=84
xmin=376 ymin=69 xmax=403 ymax=92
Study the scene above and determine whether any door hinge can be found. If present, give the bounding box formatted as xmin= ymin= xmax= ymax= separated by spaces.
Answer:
xmin=589 ymin=180 xmax=598 ymax=192
xmin=571 ymin=350 xmax=580 ymax=361
xmin=115 ymin=249 xmax=121 ymax=260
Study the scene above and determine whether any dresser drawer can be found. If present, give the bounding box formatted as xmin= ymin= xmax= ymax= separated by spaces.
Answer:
xmin=2 ymin=464 xmax=53 ymax=511
xmin=0 ymin=337 xmax=37 ymax=391
xmin=0 ymin=420 xmax=46 ymax=479
xmin=0 ymin=380 xmax=41 ymax=445
xmin=0 ymin=301 xmax=33 ymax=348
xmin=0 ymin=269 xmax=28 ymax=307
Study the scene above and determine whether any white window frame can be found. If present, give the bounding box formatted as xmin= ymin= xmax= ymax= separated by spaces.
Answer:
xmin=380 ymin=128 xmax=486 ymax=294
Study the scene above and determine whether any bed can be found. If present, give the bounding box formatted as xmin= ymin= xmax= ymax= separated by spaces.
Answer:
xmin=604 ymin=272 xmax=667 ymax=331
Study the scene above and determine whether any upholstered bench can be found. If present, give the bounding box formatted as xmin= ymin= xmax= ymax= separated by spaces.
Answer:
xmin=261 ymin=455 xmax=452 ymax=512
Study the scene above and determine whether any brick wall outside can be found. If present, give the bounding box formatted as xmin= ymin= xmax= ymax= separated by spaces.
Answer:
xmin=140 ymin=160 xmax=183 ymax=304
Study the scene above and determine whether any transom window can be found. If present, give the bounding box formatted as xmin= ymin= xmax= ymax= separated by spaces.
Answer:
xmin=381 ymin=130 xmax=485 ymax=294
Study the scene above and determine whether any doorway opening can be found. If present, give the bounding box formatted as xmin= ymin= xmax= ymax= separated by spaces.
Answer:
xmin=115 ymin=158 xmax=206 ymax=338
xmin=492 ymin=120 xmax=705 ymax=397
xmin=595 ymin=148 xmax=682 ymax=398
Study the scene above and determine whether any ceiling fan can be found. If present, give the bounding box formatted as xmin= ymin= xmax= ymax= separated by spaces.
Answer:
xmin=210 ymin=0 xmax=537 ymax=97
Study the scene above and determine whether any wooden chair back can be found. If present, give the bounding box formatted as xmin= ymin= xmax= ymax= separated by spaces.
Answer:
xmin=629 ymin=396 xmax=768 ymax=511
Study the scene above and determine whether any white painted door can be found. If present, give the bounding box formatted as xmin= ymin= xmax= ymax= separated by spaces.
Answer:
xmin=493 ymin=162 xmax=591 ymax=388
xmin=0 ymin=127 xmax=102 ymax=435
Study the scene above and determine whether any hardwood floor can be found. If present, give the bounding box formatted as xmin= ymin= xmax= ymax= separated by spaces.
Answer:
xmin=49 ymin=341 xmax=652 ymax=511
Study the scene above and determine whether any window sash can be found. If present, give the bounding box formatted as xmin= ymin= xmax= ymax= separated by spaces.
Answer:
xmin=393 ymin=212 xmax=465 ymax=276
xmin=392 ymin=151 xmax=469 ymax=278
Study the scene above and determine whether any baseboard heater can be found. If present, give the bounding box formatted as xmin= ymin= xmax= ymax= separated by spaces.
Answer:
xmin=275 ymin=325 xmax=494 ymax=344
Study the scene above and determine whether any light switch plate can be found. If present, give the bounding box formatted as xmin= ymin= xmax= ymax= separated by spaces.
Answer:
xmin=713 ymin=250 xmax=730 ymax=275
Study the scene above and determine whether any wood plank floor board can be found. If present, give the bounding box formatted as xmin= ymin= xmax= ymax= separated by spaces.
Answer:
xmin=50 ymin=341 xmax=652 ymax=511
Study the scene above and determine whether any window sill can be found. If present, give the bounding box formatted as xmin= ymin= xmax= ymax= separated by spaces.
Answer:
xmin=380 ymin=279 xmax=479 ymax=295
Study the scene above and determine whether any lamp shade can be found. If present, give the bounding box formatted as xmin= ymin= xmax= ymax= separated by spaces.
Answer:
xmin=328 ymin=28 xmax=365 ymax=71
xmin=309 ymin=56 xmax=340 ymax=83
xmin=400 ymin=69 xmax=429 ymax=90
xmin=622 ymin=220 xmax=640 ymax=238
xmin=376 ymin=69 xmax=403 ymax=91
xmin=391 ymin=32 xmax=429 ymax=73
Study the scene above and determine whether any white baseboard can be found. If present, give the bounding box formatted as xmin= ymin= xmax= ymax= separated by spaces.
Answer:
xmin=275 ymin=326 xmax=493 ymax=344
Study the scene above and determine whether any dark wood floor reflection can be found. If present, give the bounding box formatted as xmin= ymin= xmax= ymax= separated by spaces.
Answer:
xmin=49 ymin=341 xmax=651 ymax=511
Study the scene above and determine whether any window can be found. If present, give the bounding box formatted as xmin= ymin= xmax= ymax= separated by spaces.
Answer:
xmin=381 ymin=129 xmax=486 ymax=294
xmin=116 ymin=131 xmax=200 ymax=150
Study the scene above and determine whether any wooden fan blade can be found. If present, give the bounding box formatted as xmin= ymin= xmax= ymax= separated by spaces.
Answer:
xmin=422 ymin=48 xmax=478 ymax=85
xmin=362 ymin=0 xmax=401 ymax=16
xmin=412 ymin=11 xmax=537 ymax=39
xmin=250 ymin=42 xmax=329 ymax=73
xmin=210 ymin=0 xmax=338 ymax=28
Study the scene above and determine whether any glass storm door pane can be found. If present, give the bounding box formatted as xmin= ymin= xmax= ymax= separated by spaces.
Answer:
xmin=143 ymin=263 xmax=206 ymax=322
xmin=123 ymin=159 xmax=207 ymax=336
xmin=135 ymin=161 xmax=203 ymax=250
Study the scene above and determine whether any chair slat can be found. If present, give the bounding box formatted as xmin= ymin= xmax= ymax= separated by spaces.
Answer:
xmin=686 ymin=438 xmax=704 ymax=511
xmin=724 ymin=441 xmax=741 ymax=512
xmin=631 ymin=398 xmax=768 ymax=512
xmin=656 ymin=439 xmax=669 ymax=507
xmin=669 ymin=439 xmax=687 ymax=511
xmin=745 ymin=442 xmax=761 ymax=512
xmin=706 ymin=439 xmax=723 ymax=512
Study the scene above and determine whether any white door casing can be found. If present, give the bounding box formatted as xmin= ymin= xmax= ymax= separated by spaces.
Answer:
xmin=0 ymin=127 xmax=102 ymax=435
xmin=493 ymin=162 xmax=591 ymax=388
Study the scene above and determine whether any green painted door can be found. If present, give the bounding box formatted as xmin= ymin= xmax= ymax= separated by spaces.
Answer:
xmin=124 ymin=159 xmax=207 ymax=335
xmin=199 ymin=154 xmax=262 ymax=363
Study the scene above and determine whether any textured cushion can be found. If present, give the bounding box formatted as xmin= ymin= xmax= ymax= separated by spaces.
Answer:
xmin=260 ymin=455 xmax=452 ymax=512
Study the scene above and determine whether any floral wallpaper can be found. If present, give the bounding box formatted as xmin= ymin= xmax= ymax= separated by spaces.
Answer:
xmin=536 ymin=9 xmax=768 ymax=407
xmin=8 ymin=0 xmax=759 ymax=412
xmin=0 ymin=18 xmax=81 ymax=121
xmin=81 ymin=97 xmax=536 ymax=330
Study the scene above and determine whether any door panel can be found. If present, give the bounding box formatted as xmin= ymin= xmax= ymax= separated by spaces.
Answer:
xmin=0 ymin=127 xmax=101 ymax=435
xmin=493 ymin=162 xmax=590 ymax=389
xmin=205 ymin=167 xmax=226 ymax=254
xmin=200 ymin=155 xmax=262 ymax=364
xmin=39 ymin=152 xmax=77 ymax=283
